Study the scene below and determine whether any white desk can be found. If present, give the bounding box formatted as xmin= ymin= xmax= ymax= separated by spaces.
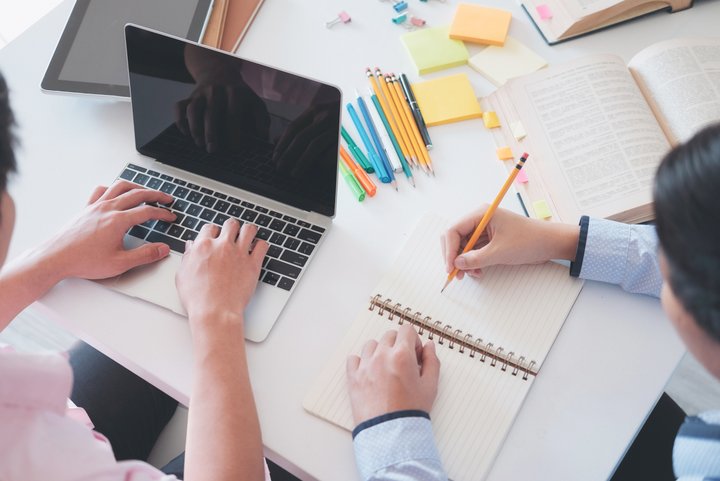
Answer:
xmin=3 ymin=0 xmax=712 ymax=478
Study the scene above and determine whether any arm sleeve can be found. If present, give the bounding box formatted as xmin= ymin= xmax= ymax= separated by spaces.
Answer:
xmin=569 ymin=216 xmax=663 ymax=298
xmin=353 ymin=411 xmax=447 ymax=481
xmin=673 ymin=411 xmax=720 ymax=480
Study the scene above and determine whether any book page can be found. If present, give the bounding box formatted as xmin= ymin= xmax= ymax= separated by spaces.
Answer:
xmin=304 ymin=213 xmax=584 ymax=481
xmin=504 ymin=54 xmax=670 ymax=223
xmin=629 ymin=37 xmax=720 ymax=146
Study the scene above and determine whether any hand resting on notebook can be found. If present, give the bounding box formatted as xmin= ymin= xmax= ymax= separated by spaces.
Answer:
xmin=346 ymin=324 xmax=440 ymax=425
xmin=440 ymin=204 xmax=580 ymax=280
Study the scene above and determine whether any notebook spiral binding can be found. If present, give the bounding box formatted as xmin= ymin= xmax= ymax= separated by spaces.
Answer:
xmin=369 ymin=294 xmax=538 ymax=379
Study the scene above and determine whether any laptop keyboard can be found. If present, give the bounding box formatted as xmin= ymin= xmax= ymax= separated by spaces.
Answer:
xmin=117 ymin=163 xmax=326 ymax=291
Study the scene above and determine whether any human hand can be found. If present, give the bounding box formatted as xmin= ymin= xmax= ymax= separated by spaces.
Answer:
xmin=440 ymin=205 xmax=580 ymax=280
xmin=272 ymin=102 xmax=340 ymax=179
xmin=346 ymin=324 xmax=440 ymax=426
xmin=175 ymin=219 xmax=268 ymax=331
xmin=37 ymin=181 xmax=177 ymax=282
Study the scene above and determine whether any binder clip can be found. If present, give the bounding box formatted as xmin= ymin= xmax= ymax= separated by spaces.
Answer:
xmin=419 ymin=0 xmax=446 ymax=3
xmin=325 ymin=11 xmax=351 ymax=28
xmin=392 ymin=13 xmax=425 ymax=29
xmin=380 ymin=0 xmax=408 ymax=12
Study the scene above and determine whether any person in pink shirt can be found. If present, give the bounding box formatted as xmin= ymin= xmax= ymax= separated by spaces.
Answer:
xmin=0 ymin=70 xmax=273 ymax=480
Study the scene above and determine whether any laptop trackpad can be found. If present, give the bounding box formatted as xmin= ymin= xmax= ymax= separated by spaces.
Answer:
xmin=113 ymin=253 xmax=187 ymax=316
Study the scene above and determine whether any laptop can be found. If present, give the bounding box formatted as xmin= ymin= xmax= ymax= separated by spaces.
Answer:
xmin=99 ymin=25 xmax=341 ymax=342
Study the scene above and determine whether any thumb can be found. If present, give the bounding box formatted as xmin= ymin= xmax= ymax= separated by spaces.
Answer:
xmin=454 ymin=245 xmax=497 ymax=271
xmin=420 ymin=341 xmax=440 ymax=387
xmin=121 ymin=242 xmax=170 ymax=270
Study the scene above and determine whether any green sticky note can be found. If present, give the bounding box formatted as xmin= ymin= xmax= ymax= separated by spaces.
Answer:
xmin=401 ymin=25 xmax=470 ymax=75
xmin=532 ymin=200 xmax=552 ymax=219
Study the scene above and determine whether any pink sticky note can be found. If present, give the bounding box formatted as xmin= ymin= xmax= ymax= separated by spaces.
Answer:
xmin=515 ymin=169 xmax=529 ymax=183
xmin=536 ymin=5 xmax=553 ymax=19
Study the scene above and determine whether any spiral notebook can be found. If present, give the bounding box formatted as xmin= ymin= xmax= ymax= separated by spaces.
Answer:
xmin=303 ymin=212 xmax=584 ymax=480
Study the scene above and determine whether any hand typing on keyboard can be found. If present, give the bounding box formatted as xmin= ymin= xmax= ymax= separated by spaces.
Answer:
xmin=31 ymin=180 xmax=177 ymax=281
xmin=175 ymin=218 xmax=268 ymax=326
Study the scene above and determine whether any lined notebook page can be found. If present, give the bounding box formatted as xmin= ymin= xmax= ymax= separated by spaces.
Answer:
xmin=303 ymin=212 xmax=584 ymax=480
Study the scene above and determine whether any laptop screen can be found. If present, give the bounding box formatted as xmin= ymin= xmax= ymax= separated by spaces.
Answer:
xmin=125 ymin=25 xmax=341 ymax=217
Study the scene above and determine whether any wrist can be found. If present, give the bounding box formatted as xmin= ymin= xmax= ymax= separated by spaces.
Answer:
xmin=189 ymin=309 xmax=245 ymax=350
xmin=544 ymin=223 xmax=581 ymax=262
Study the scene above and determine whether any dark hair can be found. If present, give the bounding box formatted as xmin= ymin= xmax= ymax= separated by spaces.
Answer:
xmin=0 ymin=72 xmax=17 ymax=197
xmin=654 ymin=123 xmax=720 ymax=343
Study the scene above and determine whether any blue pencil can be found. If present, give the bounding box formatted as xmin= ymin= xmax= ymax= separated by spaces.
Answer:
xmin=346 ymin=103 xmax=389 ymax=183
xmin=355 ymin=90 xmax=396 ymax=190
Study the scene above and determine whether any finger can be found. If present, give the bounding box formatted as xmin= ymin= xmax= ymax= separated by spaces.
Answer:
xmin=360 ymin=339 xmax=378 ymax=360
xmin=111 ymin=189 xmax=174 ymax=212
xmin=467 ymin=268 xmax=483 ymax=278
xmin=443 ymin=206 xmax=492 ymax=273
xmin=100 ymin=181 xmax=148 ymax=201
xmin=249 ymin=239 xmax=269 ymax=266
xmin=184 ymin=240 xmax=194 ymax=255
xmin=378 ymin=329 xmax=398 ymax=347
xmin=397 ymin=323 xmax=423 ymax=362
xmin=122 ymin=205 xmax=177 ymax=227
xmin=116 ymin=242 xmax=171 ymax=273
xmin=198 ymin=222 xmax=220 ymax=239
xmin=237 ymin=222 xmax=258 ymax=251
xmin=420 ymin=341 xmax=441 ymax=386
xmin=346 ymin=355 xmax=360 ymax=376
xmin=187 ymin=95 xmax=207 ymax=147
xmin=455 ymin=245 xmax=497 ymax=272
xmin=220 ymin=217 xmax=241 ymax=242
xmin=86 ymin=186 xmax=108 ymax=206
xmin=174 ymin=99 xmax=191 ymax=135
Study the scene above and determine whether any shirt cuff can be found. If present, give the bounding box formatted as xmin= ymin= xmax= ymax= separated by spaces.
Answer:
xmin=353 ymin=415 xmax=442 ymax=480
xmin=578 ymin=217 xmax=631 ymax=285
xmin=353 ymin=410 xmax=430 ymax=439
xmin=569 ymin=215 xmax=590 ymax=277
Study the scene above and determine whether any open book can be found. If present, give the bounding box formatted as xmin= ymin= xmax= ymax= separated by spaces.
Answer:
xmin=480 ymin=37 xmax=720 ymax=225
xmin=521 ymin=0 xmax=693 ymax=44
xmin=303 ymin=213 xmax=584 ymax=481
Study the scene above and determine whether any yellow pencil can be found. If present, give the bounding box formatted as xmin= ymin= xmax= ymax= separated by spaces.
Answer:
xmin=376 ymin=68 xmax=419 ymax=168
xmin=383 ymin=71 xmax=425 ymax=173
xmin=441 ymin=153 xmax=530 ymax=293
xmin=386 ymin=74 xmax=428 ymax=173
xmin=391 ymin=74 xmax=434 ymax=176
xmin=366 ymin=68 xmax=413 ymax=167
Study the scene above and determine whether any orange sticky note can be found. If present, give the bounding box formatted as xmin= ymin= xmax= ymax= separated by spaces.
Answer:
xmin=515 ymin=169 xmax=528 ymax=183
xmin=495 ymin=147 xmax=513 ymax=160
xmin=449 ymin=3 xmax=512 ymax=47
xmin=484 ymin=111 xmax=501 ymax=129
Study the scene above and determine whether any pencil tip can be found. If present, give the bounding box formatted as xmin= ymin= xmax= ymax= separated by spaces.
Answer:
xmin=440 ymin=288 xmax=444 ymax=293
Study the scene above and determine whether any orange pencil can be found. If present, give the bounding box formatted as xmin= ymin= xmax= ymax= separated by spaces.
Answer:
xmin=386 ymin=74 xmax=428 ymax=173
xmin=442 ymin=153 xmax=529 ymax=293
xmin=340 ymin=145 xmax=377 ymax=196
xmin=385 ymin=73 xmax=428 ymax=174
xmin=375 ymin=68 xmax=419 ymax=168
xmin=391 ymin=74 xmax=434 ymax=176
xmin=366 ymin=69 xmax=412 ymax=167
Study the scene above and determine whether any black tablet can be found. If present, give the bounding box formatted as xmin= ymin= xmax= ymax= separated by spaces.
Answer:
xmin=42 ymin=0 xmax=213 ymax=98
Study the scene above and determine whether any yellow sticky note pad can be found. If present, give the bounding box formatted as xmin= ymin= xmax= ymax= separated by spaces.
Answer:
xmin=411 ymin=74 xmax=483 ymax=127
xmin=533 ymin=200 xmax=552 ymax=219
xmin=483 ymin=111 xmax=500 ymax=129
xmin=449 ymin=3 xmax=512 ymax=46
xmin=468 ymin=36 xmax=548 ymax=87
xmin=401 ymin=25 xmax=470 ymax=75
xmin=511 ymin=120 xmax=527 ymax=140
xmin=495 ymin=147 xmax=513 ymax=160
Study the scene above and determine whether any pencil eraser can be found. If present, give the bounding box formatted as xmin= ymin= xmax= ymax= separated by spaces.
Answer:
xmin=536 ymin=5 xmax=553 ymax=19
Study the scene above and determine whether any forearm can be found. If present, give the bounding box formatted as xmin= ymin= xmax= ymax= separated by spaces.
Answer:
xmin=0 ymin=244 xmax=64 ymax=331
xmin=184 ymin=313 xmax=264 ymax=481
